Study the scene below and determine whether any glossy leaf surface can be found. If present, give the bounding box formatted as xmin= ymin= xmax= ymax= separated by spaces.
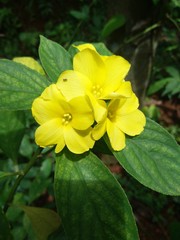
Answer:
xmin=0 ymin=110 xmax=26 ymax=161
xmin=109 ymin=118 xmax=180 ymax=195
xmin=55 ymin=150 xmax=139 ymax=240
xmin=39 ymin=36 xmax=72 ymax=82
xmin=0 ymin=60 xmax=49 ymax=110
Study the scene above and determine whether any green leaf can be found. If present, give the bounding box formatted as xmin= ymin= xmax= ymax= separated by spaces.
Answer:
xmin=0 ymin=209 xmax=12 ymax=240
xmin=101 ymin=14 xmax=126 ymax=39
xmin=0 ymin=59 xmax=49 ymax=110
xmin=147 ymin=78 xmax=169 ymax=95
xmin=163 ymin=66 xmax=180 ymax=97
xmin=172 ymin=0 xmax=180 ymax=8
xmin=93 ymin=42 xmax=113 ymax=56
xmin=39 ymin=36 xmax=73 ymax=82
xmin=0 ymin=110 xmax=26 ymax=161
xmin=70 ymin=5 xmax=89 ymax=21
xmin=166 ymin=66 xmax=180 ymax=79
xmin=148 ymin=66 xmax=180 ymax=97
xmin=20 ymin=206 xmax=61 ymax=240
xmin=108 ymin=118 xmax=180 ymax=195
xmin=68 ymin=41 xmax=84 ymax=57
xmin=19 ymin=134 xmax=34 ymax=158
xmin=55 ymin=150 xmax=139 ymax=240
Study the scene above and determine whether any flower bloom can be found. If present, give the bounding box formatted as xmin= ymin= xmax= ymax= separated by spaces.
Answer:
xmin=57 ymin=44 xmax=132 ymax=122
xmin=92 ymin=93 xmax=146 ymax=151
xmin=32 ymin=84 xmax=95 ymax=154
xmin=32 ymin=43 xmax=146 ymax=154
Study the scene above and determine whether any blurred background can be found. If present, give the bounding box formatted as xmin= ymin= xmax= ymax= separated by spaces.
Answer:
xmin=0 ymin=0 xmax=180 ymax=239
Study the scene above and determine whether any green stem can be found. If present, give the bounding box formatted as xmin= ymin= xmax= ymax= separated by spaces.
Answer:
xmin=3 ymin=147 xmax=42 ymax=213
xmin=116 ymin=22 xmax=161 ymax=53
xmin=125 ymin=22 xmax=161 ymax=44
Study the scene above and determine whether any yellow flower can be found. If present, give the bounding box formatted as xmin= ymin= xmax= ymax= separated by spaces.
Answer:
xmin=32 ymin=84 xmax=95 ymax=154
xmin=92 ymin=93 xmax=146 ymax=151
xmin=57 ymin=47 xmax=132 ymax=122
xmin=74 ymin=43 xmax=97 ymax=52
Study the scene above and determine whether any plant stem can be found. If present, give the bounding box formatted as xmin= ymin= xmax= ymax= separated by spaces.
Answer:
xmin=3 ymin=147 xmax=42 ymax=213
xmin=125 ymin=23 xmax=161 ymax=45
xmin=116 ymin=22 xmax=161 ymax=53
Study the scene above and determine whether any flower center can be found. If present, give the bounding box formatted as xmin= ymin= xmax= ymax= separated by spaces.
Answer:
xmin=92 ymin=85 xmax=103 ymax=98
xmin=62 ymin=113 xmax=72 ymax=125
xmin=108 ymin=111 xmax=114 ymax=120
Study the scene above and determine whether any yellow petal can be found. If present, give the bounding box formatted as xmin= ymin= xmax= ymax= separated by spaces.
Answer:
xmin=103 ymin=55 xmax=130 ymax=80
xmin=57 ymin=70 xmax=91 ymax=101
xmin=75 ymin=43 xmax=97 ymax=52
xmin=102 ymin=55 xmax=131 ymax=96
xmin=41 ymin=84 xmax=64 ymax=102
xmin=64 ymin=125 xmax=94 ymax=154
xmin=13 ymin=57 xmax=45 ymax=75
xmin=32 ymin=85 xmax=70 ymax=125
xmin=55 ymin=137 xmax=66 ymax=153
xmin=103 ymin=81 xmax=132 ymax=99
xmin=108 ymin=93 xmax=139 ymax=117
xmin=73 ymin=49 xmax=106 ymax=86
xmin=32 ymin=97 xmax=63 ymax=125
xmin=68 ymin=96 xmax=94 ymax=130
xmin=115 ymin=110 xmax=146 ymax=136
xmin=92 ymin=120 xmax=107 ymax=140
xmin=107 ymin=120 xmax=126 ymax=151
xmin=88 ymin=94 xmax=107 ymax=122
xmin=35 ymin=118 xmax=65 ymax=151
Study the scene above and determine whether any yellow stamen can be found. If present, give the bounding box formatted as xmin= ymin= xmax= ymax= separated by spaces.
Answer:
xmin=92 ymin=85 xmax=103 ymax=98
xmin=62 ymin=113 xmax=72 ymax=125
xmin=108 ymin=111 xmax=114 ymax=120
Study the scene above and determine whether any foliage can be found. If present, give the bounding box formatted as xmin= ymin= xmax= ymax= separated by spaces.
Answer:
xmin=148 ymin=0 xmax=180 ymax=99
xmin=0 ymin=0 xmax=180 ymax=239
xmin=0 ymin=36 xmax=180 ymax=240
xmin=100 ymin=14 xmax=126 ymax=39
xmin=148 ymin=66 xmax=180 ymax=98
xmin=0 ymin=0 xmax=107 ymax=58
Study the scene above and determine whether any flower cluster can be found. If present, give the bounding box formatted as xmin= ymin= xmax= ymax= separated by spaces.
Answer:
xmin=32 ymin=44 xmax=146 ymax=154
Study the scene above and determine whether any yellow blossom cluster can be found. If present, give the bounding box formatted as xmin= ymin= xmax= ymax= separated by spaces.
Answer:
xmin=32 ymin=44 xmax=146 ymax=154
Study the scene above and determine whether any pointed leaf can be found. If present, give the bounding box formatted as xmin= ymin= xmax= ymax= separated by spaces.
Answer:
xmin=147 ymin=78 xmax=169 ymax=95
xmin=39 ymin=36 xmax=73 ymax=82
xmin=107 ymin=118 xmax=180 ymax=195
xmin=20 ymin=206 xmax=61 ymax=240
xmin=165 ymin=66 xmax=180 ymax=79
xmin=55 ymin=150 xmax=139 ymax=240
xmin=68 ymin=41 xmax=84 ymax=57
xmin=93 ymin=42 xmax=113 ymax=56
xmin=0 ymin=110 xmax=26 ymax=161
xmin=101 ymin=14 xmax=126 ymax=39
xmin=0 ymin=59 xmax=49 ymax=110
